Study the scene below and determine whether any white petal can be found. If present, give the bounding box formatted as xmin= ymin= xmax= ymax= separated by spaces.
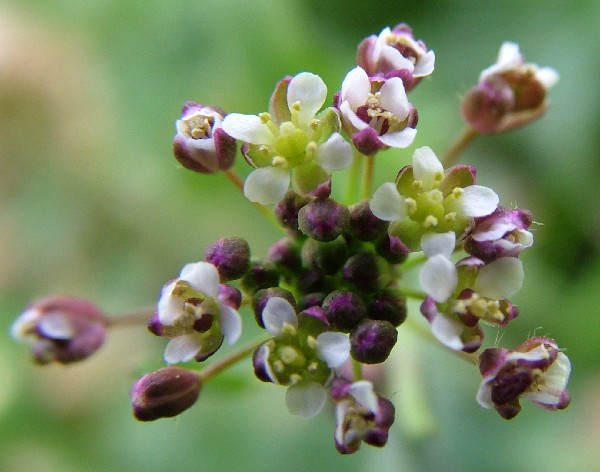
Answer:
xmin=379 ymin=77 xmax=409 ymax=119
xmin=430 ymin=313 xmax=465 ymax=350
xmin=262 ymin=297 xmax=298 ymax=337
xmin=285 ymin=381 xmax=326 ymax=418
xmin=536 ymin=67 xmax=560 ymax=90
xmin=379 ymin=44 xmax=415 ymax=72
xmin=473 ymin=257 xmax=524 ymax=299
xmin=339 ymin=100 xmax=369 ymax=131
xmin=157 ymin=281 xmax=183 ymax=325
xmin=316 ymin=331 xmax=350 ymax=368
xmin=413 ymin=50 xmax=435 ymax=77
xmin=369 ymin=182 xmax=406 ymax=221
xmin=164 ymin=334 xmax=201 ymax=364
xmin=524 ymin=352 xmax=570 ymax=405
xmin=340 ymin=67 xmax=371 ymax=110
xmin=219 ymin=304 xmax=242 ymax=345
xmin=421 ymin=231 xmax=456 ymax=258
xmin=244 ymin=167 xmax=290 ymax=205
xmin=221 ymin=113 xmax=273 ymax=144
xmin=11 ymin=309 xmax=41 ymax=340
xmin=287 ymin=72 xmax=327 ymax=128
xmin=348 ymin=380 xmax=378 ymax=414
xmin=420 ymin=254 xmax=458 ymax=303
xmin=38 ymin=313 xmax=75 ymax=339
xmin=412 ymin=146 xmax=444 ymax=189
xmin=377 ymin=128 xmax=417 ymax=149
xmin=480 ymin=42 xmax=522 ymax=81
xmin=460 ymin=185 xmax=499 ymax=217
xmin=180 ymin=261 xmax=220 ymax=298
xmin=475 ymin=380 xmax=493 ymax=408
xmin=315 ymin=133 xmax=353 ymax=171
xmin=472 ymin=221 xmax=516 ymax=242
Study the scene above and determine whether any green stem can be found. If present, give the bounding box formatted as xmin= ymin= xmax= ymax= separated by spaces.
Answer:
xmin=442 ymin=126 xmax=478 ymax=167
xmin=345 ymin=149 xmax=363 ymax=205
xmin=106 ymin=308 xmax=154 ymax=328
xmin=198 ymin=336 xmax=269 ymax=383
xmin=402 ymin=288 xmax=427 ymax=301
xmin=352 ymin=358 xmax=363 ymax=381
xmin=401 ymin=252 xmax=427 ymax=271
xmin=362 ymin=154 xmax=376 ymax=200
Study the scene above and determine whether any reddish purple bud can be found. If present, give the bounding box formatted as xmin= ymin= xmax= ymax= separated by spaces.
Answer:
xmin=132 ymin=367 xmax=201 ymax=421
xmin=11 ymin=295 xmax=108 ymax=365
xmin=301 ymin=237 xmax=348 ymax=276
xmin=204 ymin=237 xmax=251 ymax=281
xmin=342 ymin=251 xmax=388 ymax=292
xmin=267 ymin=237 xmax=302 ymax=272
xmin=252 ymin=288 xmax=296 ymax=328
xmin=346 ymin=200 xmax=389 ymax=242
xmin=274 ymin=190 xmax=312 ymax=234
xmin=240 ymin=261 xmax=280 ymax=295
xmin=298 ymin=198 xmax=350 ymax=242
xmin=350 ymin=319 xmax=397 ymax=364
xmin=368 ymin=290 xmax=407 ymax=327
xmin=323 ymin=290 xmax=367 ymax=332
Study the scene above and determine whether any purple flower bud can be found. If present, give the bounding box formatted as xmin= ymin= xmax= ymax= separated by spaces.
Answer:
xmin=131 ymin=367 xmax=201 ymax=421
xmin=266 ymin=237 xmax=302 ymax=272
xmin=240 ymin=260 xmax=280 ymax=296
xmin=342 ymin=251 xmax=389 ymax=292
xmin=273 ymin=189 xmax=311 ymax=233
xmin=218 ymin=284 xmax=242 ymax=310
xmin=368 ymin=289 xmax=407 ymax=327
xmin=298 ymin=198 xmax=350 ymax=242
xmin=173 ymin=102 xmax=236 ymax=173
xmin=252 ymin=288 xmax=296 ymax=328
xmin=11 ymin=295 xmax=108 ymax=365
xmin=204 ymin=237 xmax=251 ymax=281
xmin=375 ymin=234 xmax=410 ymax=264
xmin=346 ymin=200 xmax=389 ymax=242
xmin=252 ymin=341 xmax=275 ymax=383
xmin=301 ymin=237 xmax=348 ymax=276
xmin=477 ymin=337 xmax=571 ymax=419
xmin=464 ymin=207 xmax=533 ymax=262
xmin=297 ymin=292 xmax=326 ymax=311
xmin=323 ymin=290 xmax=367 ymax=332
xmin=350 ymin=319 xmax=397 ymax=364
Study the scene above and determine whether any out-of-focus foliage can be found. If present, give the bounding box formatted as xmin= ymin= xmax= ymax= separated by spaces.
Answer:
xmin=1 ymin=1 xmax=599 ymax=471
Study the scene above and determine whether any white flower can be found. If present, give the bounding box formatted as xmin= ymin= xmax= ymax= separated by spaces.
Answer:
xmin=374 ymin=27 xmax=435 ymax=78
xmin=157 ymin=261 xmax=242 ymax=364
xmin=222 ymin=72 xmax=352 ymax=205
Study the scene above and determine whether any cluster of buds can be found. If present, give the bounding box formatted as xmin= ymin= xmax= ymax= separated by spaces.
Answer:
xmin=11 ymin=20 xmax=571 ymax=456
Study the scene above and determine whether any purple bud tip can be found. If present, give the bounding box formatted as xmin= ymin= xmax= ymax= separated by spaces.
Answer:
xmin=132 ymin=367 xmax=201 ymax=421
xmin=323 ymin=290 xmax=367 ymax=332
xmin=204 ymin=237 xmax=251 ymax=281
xmin=298 ymin=198 xmax=350 ymax=242
xmin=350 ymin=319 xmax=398 ymax=364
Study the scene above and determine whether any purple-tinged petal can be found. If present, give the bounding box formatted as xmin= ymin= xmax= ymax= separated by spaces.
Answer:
xmin=164 ymin=334 xmax=202 ymax=364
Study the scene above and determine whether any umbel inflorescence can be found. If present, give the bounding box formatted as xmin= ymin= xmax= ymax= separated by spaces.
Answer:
xmin=12 ymin=23 xmax=570 ymax=454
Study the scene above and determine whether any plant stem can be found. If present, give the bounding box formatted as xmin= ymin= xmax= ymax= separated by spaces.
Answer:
xmin=345 ymin=149 xmax=363 ymax=204
xmin=352 ymin=358 xmax=363 ymax=381
xmin=362 ymin=154 xmax=376 ymax=200
xmin=106 ymin=308 xmax=155 ymax=328
xmin=198 ymin=336 xmax=269 ymax=383
xmin=442 ymin=126 xmax=478 ymax=167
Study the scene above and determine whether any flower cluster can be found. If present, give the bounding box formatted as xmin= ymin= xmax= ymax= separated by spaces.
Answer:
xmin=11 ymin=21 xmax=571 ymax=455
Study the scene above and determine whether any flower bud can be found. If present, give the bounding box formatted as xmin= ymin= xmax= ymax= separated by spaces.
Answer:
xmin=11 ymin=295 xmax=107 ymax=365
xmin=368 ymin=289 xmax=407 ymax=327
xmin=323 ymin=290 xmax=367 ymax=332
xmin=204 ymin=237 xmax=251 ymax=281
xmin=342 ymin=251 xmax=390 ymax=292
xmin=131 ymin=367 xmax=201 ymax=421
xmin=298 ymin=198 xmax=350 ymax=242
xmin=273 ymin=190 xmax=311 ymax=233
xmin=173 ymin=102 xmax=236 ymax=173
xmin=346 ymin=200 xmax=389 ymax=242
xmin=350 ymin=319 xmax=397 ymax=364
xmin=301 ymin=236 xmax=348 ymax=275
xmin=266 ymin=237 xmax=302 ymax=273
xmin=375 ymin=234 xmax=409 ymax=264
xmin=240 ymin=260 xmax=280 ymax=295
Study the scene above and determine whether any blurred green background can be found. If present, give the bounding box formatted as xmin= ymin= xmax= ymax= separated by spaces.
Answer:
xmin=1 ymin=1 xmax=599 ymax=471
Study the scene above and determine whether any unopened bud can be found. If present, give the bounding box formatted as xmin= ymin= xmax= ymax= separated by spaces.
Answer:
xmin=204 ymin=237 xmax=251 ymax=281
xmin=132 ymin=367 xmax=201 ymax=421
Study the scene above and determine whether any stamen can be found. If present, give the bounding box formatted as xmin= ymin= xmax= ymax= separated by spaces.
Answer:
xmin=423 ymin=215 xmax=438 ymax=228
